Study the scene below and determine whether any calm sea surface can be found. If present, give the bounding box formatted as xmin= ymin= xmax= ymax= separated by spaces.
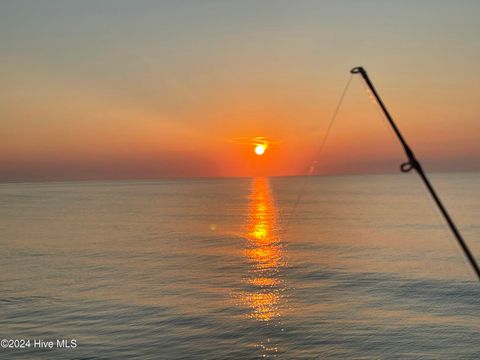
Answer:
xmin=0 ymin=173 xmax=479 ymax=359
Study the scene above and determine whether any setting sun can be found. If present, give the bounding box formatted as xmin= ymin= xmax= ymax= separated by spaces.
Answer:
xmin=255 ymin=144 xmax=266 ymax=155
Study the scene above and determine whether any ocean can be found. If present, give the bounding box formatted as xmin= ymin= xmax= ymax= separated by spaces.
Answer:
xmin=0 ymin=173 xmax=479 ymax=359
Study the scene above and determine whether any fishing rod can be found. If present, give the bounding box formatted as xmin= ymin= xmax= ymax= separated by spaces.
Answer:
xmin=351 ymin=66 xmax=480 ymax=281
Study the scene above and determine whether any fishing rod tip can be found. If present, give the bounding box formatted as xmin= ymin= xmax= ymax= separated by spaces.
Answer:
xmin=350 ymin=66 xmax=366 ymax=74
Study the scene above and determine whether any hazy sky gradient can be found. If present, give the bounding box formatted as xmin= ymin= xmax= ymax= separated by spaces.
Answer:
xmin=1 ymin=0 xmax=479 ymax=180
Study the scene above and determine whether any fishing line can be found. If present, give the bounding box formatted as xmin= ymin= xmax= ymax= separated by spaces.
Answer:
xmin=279 ymin=74 xmax=353 ymax=238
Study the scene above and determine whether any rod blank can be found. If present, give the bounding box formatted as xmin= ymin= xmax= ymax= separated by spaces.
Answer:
xmin=351 ymin=66 xmax=480 ymax=281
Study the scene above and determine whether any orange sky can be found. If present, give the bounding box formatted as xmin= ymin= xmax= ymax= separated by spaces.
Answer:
xmin=1 ymin=1 xmax=479 ymax=181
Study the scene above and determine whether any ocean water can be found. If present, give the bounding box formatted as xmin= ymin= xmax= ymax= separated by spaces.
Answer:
xmin=0 ymin=173 xmax=479 ymax=359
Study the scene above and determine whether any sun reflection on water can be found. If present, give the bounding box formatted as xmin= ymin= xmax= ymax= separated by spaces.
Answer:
xmin=241 ymin=177 xmax=287 ymax=357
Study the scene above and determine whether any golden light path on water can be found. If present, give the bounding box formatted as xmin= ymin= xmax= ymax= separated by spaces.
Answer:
xmin=241 ymin=177 xmax=288 ymax=356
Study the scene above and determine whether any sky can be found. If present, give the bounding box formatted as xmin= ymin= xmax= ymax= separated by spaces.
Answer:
xmin=1 ymin=0 xmax=479 ymax=181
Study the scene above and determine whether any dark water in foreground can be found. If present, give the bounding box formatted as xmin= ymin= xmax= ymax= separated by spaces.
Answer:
xmin=0 ymin=174 xmax=479 ymax=359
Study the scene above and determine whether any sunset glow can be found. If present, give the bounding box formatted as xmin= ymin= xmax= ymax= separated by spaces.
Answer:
xmin=1 ymin=1 xmax=479 ymax=181
xmin=2 ymin=2 xmax=480 ymax=360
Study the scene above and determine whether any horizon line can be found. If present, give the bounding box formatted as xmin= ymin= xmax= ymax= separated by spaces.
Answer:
xmin=1 ymin=168 xmax=479 ymax=186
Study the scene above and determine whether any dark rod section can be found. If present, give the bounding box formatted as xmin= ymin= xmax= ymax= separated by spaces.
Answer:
xmin=351 ymin=66 xmax=480 ymax=281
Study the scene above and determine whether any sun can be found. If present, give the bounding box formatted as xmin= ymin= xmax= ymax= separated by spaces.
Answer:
xmin=255 ymin=144 xmax=266 ymax=155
